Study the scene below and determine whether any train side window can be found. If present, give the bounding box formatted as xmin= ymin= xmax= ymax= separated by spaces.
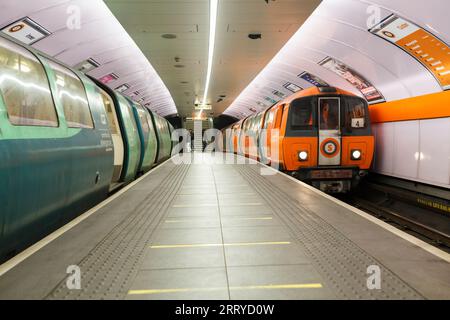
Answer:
xmin=289 ymin=98 xmax=314 ymax=130
xmin=145 ymin=111 xmax=155 ymax=135
xmin=99 ymin=89 xmax=118 ymax=134
xmin=262 ymin=110 xmax=271 ymax=129
xmin=138 ymin=107 xmax=150 ymax=135
xmin=0 ymin=38 xmax=58 ymax=127
xmin=274 ymin=105 xmax=285 ymax=129
xmin=46 ymin=60 xmax=94 ymax=129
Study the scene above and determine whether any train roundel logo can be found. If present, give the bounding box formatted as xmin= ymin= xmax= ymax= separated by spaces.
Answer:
xmin=320 ymin=138 xmax=339 ymax=158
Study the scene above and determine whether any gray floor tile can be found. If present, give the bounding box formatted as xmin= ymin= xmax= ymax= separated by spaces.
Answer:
xmin=220 ymin=205 xmax=273 ymax=216
xmin=151 ymin=228 xmax=223 ymax=245
xmin=220 ymin=215 xmax=281 ymax=228
xmin=141 ymin=246 xmax=225 ymax=270
xmin=224 ymin=242 xmax=311 ymax=267
xmin=127 ymin=268 xmax=229 ymax=300
xmin=161 ymin=216 xmax=221 ymax=229
xmin=173 ymin=194 xmax=217 ymax=206
xmin=227 ymin=265 xmax=336 ymax=300
xmin=167 ymin=206 xmax=219 ymax=218
xmin=222 ymin=226 xmax=292 ymax=243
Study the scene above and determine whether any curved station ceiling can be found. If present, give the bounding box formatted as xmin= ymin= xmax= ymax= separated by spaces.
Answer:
xmin=0 ymin=0 xmax=448 ymax=120
xmin=0 ymin=0 xmax=177 ymax=116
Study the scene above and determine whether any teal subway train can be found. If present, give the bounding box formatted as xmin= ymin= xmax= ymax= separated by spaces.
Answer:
xmin=0 ymin=35 xmax=175 ymax=261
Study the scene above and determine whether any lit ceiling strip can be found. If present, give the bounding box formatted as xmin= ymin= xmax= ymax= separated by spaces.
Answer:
xmin=198 ymin=0 xmax=218 ymax=119
xmin=370 ymin=15 xmax=450 ymax=90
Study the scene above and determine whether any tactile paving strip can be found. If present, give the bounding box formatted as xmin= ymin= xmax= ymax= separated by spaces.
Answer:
xmin=236 ymin=165 xmax=423 ymax=299
xmin=46 ymin=163 xmax=190 ymax=300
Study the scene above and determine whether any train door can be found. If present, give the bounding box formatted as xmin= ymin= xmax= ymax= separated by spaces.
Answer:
xmin=99 ymin=88 xmax=124 ymax=184
xmin=318 ymin=97 xmax=341 ymax=166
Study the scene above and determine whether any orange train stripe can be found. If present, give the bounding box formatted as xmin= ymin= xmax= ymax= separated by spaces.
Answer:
xmin=369 ymin=90 xmax=450 ymax=123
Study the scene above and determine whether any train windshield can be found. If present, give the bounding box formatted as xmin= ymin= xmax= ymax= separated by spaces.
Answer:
xmin=289 ymin=97 xmax=315 ymax=131
xmin=286 ymin=95 xmax=370 ymax=137
xmin=319 ymin=98 xmax=339 ymax=131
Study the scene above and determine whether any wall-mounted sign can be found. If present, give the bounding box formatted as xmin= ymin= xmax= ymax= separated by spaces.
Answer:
xmin=319 ymin=57 xmax=385 ymax=103
xmin=256 ymin=101 xmax=267 ymax=108
xmin=370 ymin=15 xmax=450 ymax=90
xmin=298 ymin=72 xmax=329 ymax=87
xmin=99 ymin=73 xmax=119 ymax=84
xmin=75 ymin=58 xmax=100 ymax=73
xmin=115 ymin=84 xmax=130 ymax=93
xmin=264 ymin=96 xmax=278 ymax=104
xmin=1 ymin=17 xmax=50 ymax=45
xmin=195 ymin=104 xmax=212 ymax=110
xmin=272 ymin=90 xmax=285 ymax=98
xmin=283 ymin=82 xmax=303 ymax=93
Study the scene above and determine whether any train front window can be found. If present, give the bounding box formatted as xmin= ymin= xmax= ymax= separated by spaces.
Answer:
xmin=289 ymin=97 xmax=314 ymax=131
xmin=319 ymin=98 xmax=339 ymax=131
xmin=345 ymin=98 xmax=367 ymax=129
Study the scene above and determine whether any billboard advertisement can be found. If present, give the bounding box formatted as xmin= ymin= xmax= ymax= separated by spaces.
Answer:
xmin=319 ymin=57 xmax=385 ymax=103
xmin=370 ymin=15 xmax=450 ymax=90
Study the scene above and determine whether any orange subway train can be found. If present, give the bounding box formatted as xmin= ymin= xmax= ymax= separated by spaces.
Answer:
xmin=222 ymin=86 xmax=375 ymax=193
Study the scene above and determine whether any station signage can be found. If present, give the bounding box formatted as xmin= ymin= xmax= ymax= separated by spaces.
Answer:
xmin=1 ymin=17 xmax=50 ymax=45
xmin=283 ymin=82 xmax=303 ymax=93
xmin=264 ymin=96 xmax=278 ymax=104
xmin=99 ymin=73 xmax=119 ymax=84
xmin=195 ymin=104 xmax=212 ymax=110
xmin=319 ymin=57 xmax=385 ymax=104
xmin=370 ymin=15 xmax=450 ymax=90
xmin=115 ymin=84 xmax=130 ymax=93
xmin=75 ymin=58 xmax=100 ymax=73
xmin=272 ymin=90 xmax=286 ymax=98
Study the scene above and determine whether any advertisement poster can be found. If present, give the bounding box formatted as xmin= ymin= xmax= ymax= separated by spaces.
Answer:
xmin=370 ymin=15 xmax=450 ymax=89
xmin=1 ymin=17 xmax=50 ymax=45
xmin=298 ymin=72 xmax=329 ymax=87
xmin=319 ymin=57 xmax=385 ymax=103
xmin=283 ymin=82 xmax=303 ymax=93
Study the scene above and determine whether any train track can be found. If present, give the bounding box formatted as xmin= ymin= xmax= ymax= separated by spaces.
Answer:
xmin=341 ymin=180 xmax=450 ymax=251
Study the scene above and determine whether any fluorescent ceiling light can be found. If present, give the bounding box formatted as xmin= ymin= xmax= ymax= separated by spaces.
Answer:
xmin=198 ymin=0 xmax=218 ymax=119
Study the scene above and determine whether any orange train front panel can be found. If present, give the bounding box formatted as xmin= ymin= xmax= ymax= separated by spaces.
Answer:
xmin=341 ymin=136 xmax=374 ymax=170
xmin=282 ymin=137 xmax=318 ymax=171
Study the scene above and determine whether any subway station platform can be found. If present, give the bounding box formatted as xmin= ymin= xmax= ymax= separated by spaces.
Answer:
xmin=0 ymin=153 xmax=448 ymax=300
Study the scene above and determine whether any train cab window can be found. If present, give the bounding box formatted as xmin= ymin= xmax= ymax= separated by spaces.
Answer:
xmin=47 ymin=60 xmax=94 ymax=129
xmin=0 ymin=38 xmax=58 ymax=127
xmin=319 ymin=98 xmax=339 ymax=130
xmin=289 ymin=98 xmax=315 ymax=131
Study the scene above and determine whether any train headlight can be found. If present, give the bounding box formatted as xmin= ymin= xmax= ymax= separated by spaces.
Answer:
xmin=351 ymin=149 xmax=362 ymax=160
xmin=298 ymin=151 xmax=308 ymax=161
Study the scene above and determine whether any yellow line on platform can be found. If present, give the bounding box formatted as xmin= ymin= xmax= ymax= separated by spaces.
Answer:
xmin=172 ymin=204 xmax=217 ymax=208
xmin=128 ymin=283 xmax=322 ymax=295
xmin=150 ymin=241 xmax=291 ymax=249
xmin=164 ymin=216 xmax=272 ymax=223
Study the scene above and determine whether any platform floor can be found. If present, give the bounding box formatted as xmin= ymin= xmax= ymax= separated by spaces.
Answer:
xmin=0 ymin=153 xmax=449 ymax=300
